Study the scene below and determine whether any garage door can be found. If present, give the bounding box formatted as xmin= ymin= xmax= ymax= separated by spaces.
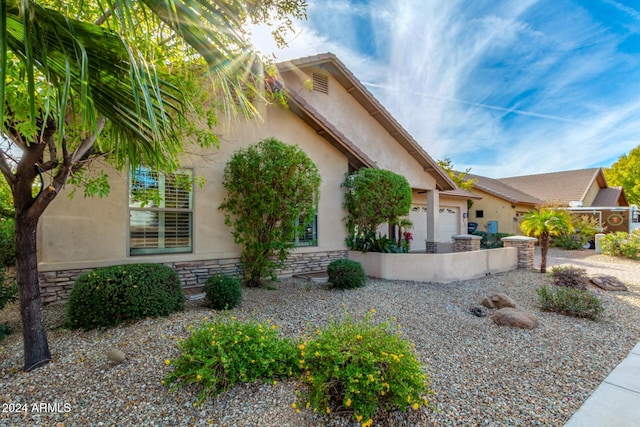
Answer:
xmin=409 ymin=206 xmax=459 ymax=244
xmin=439 ymin=207 xmax=459 ymax=242
xmin=409 ymin=206 xmax=428 ymax=246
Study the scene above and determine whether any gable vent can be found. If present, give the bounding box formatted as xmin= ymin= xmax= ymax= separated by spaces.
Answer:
xmin=312 ymin=73 xmax=329 ymax=94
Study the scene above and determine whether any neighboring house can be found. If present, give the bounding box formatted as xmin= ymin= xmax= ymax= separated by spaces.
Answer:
xmin=37 ymin=53 xmax=473 ymax=302
xmin=499 ymin=168 xmax=628 ymax=208
xmin=464 ymin=173 xmax=542 ymax=235
xmin=466 ymin=168 xmax=631 ymax=234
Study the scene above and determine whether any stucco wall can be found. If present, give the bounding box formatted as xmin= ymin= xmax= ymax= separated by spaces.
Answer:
xmin=280 ymin=67 xmax=437 ymax=190
xmin=38 ymin=105 xmax=350 ymax=272
xmin=469 ymin=190 xmax=532 ymax=234
xmin=583 ymin=180 xmax=601 ymax=207
xmin=348 ymin=247 xmax=518 ymax=283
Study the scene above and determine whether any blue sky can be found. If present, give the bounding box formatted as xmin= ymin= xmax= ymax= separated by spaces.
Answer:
xmin=251 ymin=0 xmax=640 ymax=178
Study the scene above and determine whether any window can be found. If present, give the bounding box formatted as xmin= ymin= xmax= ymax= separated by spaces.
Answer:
xmin=129 ymin=167 xmax=193 ymax=255
xmin=475 ymin=210 xmax=484 ymax=218
xmin=295 ymin=215 xmax=318 ymax=247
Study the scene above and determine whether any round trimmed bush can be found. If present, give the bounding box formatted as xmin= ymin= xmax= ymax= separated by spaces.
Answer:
xmin=66 ymin=263 xmax=185 ymax=329
xmin=204 ymin=275 xmax=242 ymax=310
xmin=327 ymin=259 xmax=366 ymax=289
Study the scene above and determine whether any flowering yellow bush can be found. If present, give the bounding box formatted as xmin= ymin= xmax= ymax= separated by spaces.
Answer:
xmin=296 ymin=312 xmax=434 ymax=424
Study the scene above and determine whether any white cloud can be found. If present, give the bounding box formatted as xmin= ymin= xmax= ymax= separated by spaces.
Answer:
xmin=251 ymin=0 xmax=640 ymax=178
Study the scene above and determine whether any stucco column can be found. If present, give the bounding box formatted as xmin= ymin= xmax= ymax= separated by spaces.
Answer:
xmin=426 ymin=189 xmax=439 ymax=253
xmin=501 ymin=236 xmax=537 ymax=269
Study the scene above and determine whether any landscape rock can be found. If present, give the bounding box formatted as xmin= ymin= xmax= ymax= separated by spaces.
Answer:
xmin=106 ymin=348 xmax=126 ymax=363
xmin=590 ymin=275 xmax=628 ymax=291
xmin=481 ymin=293 xmax=516 ymax=309
xmin=491 ymin=307 xmax=538 ymax=329
xmin=469 ymin=305 xmax=490 ymax=317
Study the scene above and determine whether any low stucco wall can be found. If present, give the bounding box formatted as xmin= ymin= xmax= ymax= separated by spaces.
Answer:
xmin=348 ymin=247 xmax=518 ymax=283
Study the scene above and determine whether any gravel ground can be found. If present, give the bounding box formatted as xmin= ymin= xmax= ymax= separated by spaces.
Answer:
xmin=1 ymin=248 xmax=640 ymax=426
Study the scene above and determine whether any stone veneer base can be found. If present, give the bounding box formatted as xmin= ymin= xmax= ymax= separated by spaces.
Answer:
xmin=38 ymin=250 xmax=348 ymax=304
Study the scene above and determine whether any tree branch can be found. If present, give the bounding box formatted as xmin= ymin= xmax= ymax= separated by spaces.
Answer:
xmin=0 ymin=149 xmax=16 ymax=185
xmin=71 ymin=115 xmax=105 ymax=164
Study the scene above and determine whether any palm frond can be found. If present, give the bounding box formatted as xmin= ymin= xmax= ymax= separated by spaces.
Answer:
xmin=2 ymin=1 xmax=182 ymax=169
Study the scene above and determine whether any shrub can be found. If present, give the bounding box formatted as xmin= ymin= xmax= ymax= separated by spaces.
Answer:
xmin=343 ymin=168 xmax=412 ymax=252
xmin=164 ymin=318 xmax=299 ymax=402
xmin=327 ymin=259 xmax=366 ymax=289
xmin=536 ymin=285 xmax=605 ymax=320
xmin=0 ymin=269 xmax=17 ymax=310
xmin=549 ymin=266 xmax=590 ymax=289
xmin=297 ymin=313 xmax=434 ymax=424
xmin=204 ymin=275 xmax=242 ymax=310
xmin=219 ymin=138 xmax=321 ymax=287
xmin=66 ymin=263 xmax=184 ymax=329
xmin=551 ymin=234 xmax=584 ymax=250
xmin=472 ymin=231 xmax=512 ymax=249
xmin=0 ymin=269 xmax=17 ymax=342
xmin=0 ymin=217 xmax=15 ymax=267
xmin=600 ymin=230 xmax=640 ymax=260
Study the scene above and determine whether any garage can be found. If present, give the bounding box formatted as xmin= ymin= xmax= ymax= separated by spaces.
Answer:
xmin=409 ymin=206 xmax=459 ymax=244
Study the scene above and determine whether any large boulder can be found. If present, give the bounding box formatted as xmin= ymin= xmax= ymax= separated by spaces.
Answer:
xmin=590 ymin=275 xmax=628 ymax=292
xmin=482 ymin=293 xmax=517 ymax=309
xmin=491 ymin=307 xmax=538 ymax=329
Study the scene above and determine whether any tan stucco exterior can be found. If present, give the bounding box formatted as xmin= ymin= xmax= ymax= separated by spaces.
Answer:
xmin=468 ymin=190 xmax=534 ymax=235
xmin=348 ymin=247 xmax=517 ymax=283
xmin=38 ymin=55 xmax=459 ymax=278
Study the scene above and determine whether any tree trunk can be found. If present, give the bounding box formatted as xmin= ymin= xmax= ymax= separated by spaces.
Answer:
xmin=15 ymin=214 xmax=51 ymax=371
xmin=540 ymin=233 xmax=549 ymax=274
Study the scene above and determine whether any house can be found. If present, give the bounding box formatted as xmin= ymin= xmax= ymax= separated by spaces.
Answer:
xmin=464 ymin=173 xmax=542 ymax=235
xmin=466 ymin=168 xmax=631 ymax=234
xmin=36 ymin=53 xmax=474 ymax=302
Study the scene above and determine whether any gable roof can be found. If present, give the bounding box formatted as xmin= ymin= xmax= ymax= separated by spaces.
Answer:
xmin=465 ymin=173 xmax=542 ymax=206
xmin=276 ymin=53 xmax=457 ymax=192
xmin=498 ymin=168 xmax=607 ymax=206
xmin=592 ymin=186 xmax=628 ymax=206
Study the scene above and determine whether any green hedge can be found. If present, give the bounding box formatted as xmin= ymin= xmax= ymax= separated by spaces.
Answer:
xmin=472 ymin=231 xmax=512 ymax=249
xmin=66 ymin=263 xmax=185 ymax=329
xmin=327 ymin=259 xmax=366 ymax=289
xmin=204 ymin=275 xmax=242 ymax=310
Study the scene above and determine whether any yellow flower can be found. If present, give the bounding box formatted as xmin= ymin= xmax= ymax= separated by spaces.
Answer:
xmin=196 ymin=374 xmax=202 ymax=380
xmin=306 ymin=402 xmax=311 ymax=409
xmin=315 ymin=351 xmax=320 ymax=357
xmin=292 ymin=403 xmax=297 ymax=409
xmin=298 ymin=343 xmax=306 ymax=350
xmin=380 ymin=391 xmax=385 ymax=396
xmin=362 ymin=419 xmax=373 ymax=427
xmin=164 ymin=359 xmax=171 ymax=365
xmin=295 ymin=409 xmax=300 ymax=414
xmin=412 ymin=403 xmax=419 ymax=410
xmin=356 ymin=415 xmax=363 ymax=422
xmin=345 ymin=398 xmax=352 ymax=407
xmin=211 ymin=340 xmax=216 ymax=346
xmin=370 ymin=308 xmax=376 ymax=313
xmin=326 ymin=407 xmax=331 ymax=414
xmin=356 ymin=334 xmax=363 ymax=340
xmin=272 ymin=380 xmax=277 ymax=385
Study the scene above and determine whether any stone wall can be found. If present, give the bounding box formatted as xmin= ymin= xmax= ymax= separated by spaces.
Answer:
xmin=501 ymin=236 xmax=537 ymax=269
xmin=38 ymin=250 xmax=348 ymax=304
xmin=453 ymin=235 xmax=482 ymax=252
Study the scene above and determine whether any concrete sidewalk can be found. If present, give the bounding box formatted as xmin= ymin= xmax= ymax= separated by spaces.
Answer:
xmin=563 ymin=342 xmax=640 ymax=426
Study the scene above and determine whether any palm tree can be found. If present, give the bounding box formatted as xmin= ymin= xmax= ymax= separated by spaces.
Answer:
xmin=520 ymin=208 xmax=574 ymax=273
xmin=0 ymin=0 xmax=306 ymax=371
